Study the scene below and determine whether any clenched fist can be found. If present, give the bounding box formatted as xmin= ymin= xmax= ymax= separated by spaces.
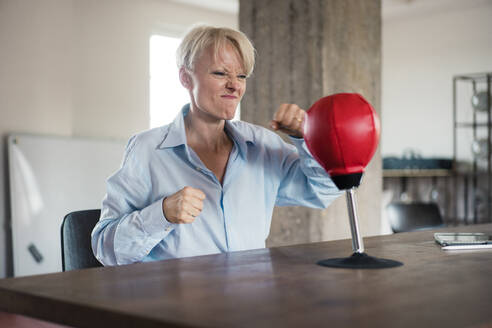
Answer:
xmin=270 ymin=103 xmax=305 ymax=138
xmin=162 ymin=186 xmax=206 ymax=224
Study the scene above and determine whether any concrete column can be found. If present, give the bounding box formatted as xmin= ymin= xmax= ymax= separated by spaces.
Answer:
xmin=239 ymin=0 xmax=382 ymax=246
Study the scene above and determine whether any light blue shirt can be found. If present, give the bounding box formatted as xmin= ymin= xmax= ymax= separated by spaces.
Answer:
xmin=92 ymin=105 xmax=341 ymax=266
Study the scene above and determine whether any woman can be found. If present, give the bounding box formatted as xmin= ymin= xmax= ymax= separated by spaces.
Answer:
xmin=92 ymin=25 xmax=341 ymax=266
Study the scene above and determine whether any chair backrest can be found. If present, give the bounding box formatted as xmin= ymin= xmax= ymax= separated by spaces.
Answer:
xmin=61 ymin=209 xmax=103 ymax=271
xmin=386 ymin=202 xmax=445 ymax=233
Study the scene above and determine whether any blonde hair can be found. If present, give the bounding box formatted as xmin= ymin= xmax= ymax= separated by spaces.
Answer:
xmin=176 ymin=25 xmax=256 ymax=77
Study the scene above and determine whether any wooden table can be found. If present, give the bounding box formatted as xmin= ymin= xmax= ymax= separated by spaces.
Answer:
xmin=0 ymin=311 xmax=70 ymax=328
xmin=0 ymin=224 xmax=491 ymax=328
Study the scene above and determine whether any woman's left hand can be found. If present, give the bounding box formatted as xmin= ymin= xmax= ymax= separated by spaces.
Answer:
xmin=270 ymin=103 xmax=305 ymax=138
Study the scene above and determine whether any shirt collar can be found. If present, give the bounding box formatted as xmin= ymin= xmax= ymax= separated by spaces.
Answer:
xmin=224 ymin=120 xmax=255 ymax=158
xmin=157 ymin=104 xmax=189 ymax=149
xmin=157 ymin=104 xmax=256 ymax=157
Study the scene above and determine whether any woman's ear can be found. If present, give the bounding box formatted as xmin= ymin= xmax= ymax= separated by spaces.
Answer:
xmin=179 ymin=67 xmax=192 ymax=90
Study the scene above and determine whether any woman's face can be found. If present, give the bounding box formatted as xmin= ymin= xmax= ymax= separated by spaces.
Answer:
xmin=182 ymin=43 xmax=246 ymax=121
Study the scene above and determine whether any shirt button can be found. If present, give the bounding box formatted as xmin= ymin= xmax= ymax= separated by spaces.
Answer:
xmin=196 ymin=167 xmax=201 ymax=171
xmin=165 ymin=226 xmax=171 ymax=232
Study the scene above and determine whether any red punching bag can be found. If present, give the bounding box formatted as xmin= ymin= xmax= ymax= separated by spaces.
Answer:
xmin=304 ymin=93 xmax=380 ymax=190
xmin=304 ymin=93 xmax=402 ymax=269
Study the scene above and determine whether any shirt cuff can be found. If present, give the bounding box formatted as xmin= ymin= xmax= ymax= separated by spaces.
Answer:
xmin=140 ymin=197 xmax=176 ymax=238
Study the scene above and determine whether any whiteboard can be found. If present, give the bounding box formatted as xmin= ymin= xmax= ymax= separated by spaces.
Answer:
xmin=8 ymin=134 xmax=127 ymax=277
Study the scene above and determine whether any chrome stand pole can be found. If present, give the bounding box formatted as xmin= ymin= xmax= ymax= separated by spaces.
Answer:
xmin=346 ymin=188 xmax=365 ymax=254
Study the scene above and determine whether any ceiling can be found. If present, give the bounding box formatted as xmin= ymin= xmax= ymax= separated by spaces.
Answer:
xmin=169 ymin=0 xmax=238 ymax=14
xmin=169 ymin=0 xmax=491 ymax=19
xmin=382 ymin=0 xmax=491 ymax=20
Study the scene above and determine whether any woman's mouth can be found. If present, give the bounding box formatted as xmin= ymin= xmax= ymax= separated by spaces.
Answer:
xmin=221 ymin=95 xmax=237 ymax=99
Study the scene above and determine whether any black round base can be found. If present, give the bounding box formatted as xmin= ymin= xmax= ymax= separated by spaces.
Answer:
xmin=317 ymin=252 xmax=403 ymax=269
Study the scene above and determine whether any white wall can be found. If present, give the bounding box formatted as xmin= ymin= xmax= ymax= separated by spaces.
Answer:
xmin=382 ymin=0 xmax=492 ymax=158
xmin=0 ymin=0 xmax=236 ymax=278
xmin=0 ymin=0 xmax=75 ymax=279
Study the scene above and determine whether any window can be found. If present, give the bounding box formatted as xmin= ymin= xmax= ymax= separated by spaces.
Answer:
xmin=149 ymin=35 xmax=188 ymax=128
xmin=149 ymin=34 xmax=240 ymax=128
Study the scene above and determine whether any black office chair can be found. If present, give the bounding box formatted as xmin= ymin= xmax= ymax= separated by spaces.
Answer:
xmin=61 ymin=209 xmax=103 ymax=271
xmin=386 ymin=202 xmax=445 ymax=233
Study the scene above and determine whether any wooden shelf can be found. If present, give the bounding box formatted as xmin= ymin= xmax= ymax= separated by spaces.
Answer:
xmin=455 ymin=122 xmax=491 ymax=128
xmin=383 ymin=169 xmax=453 ymax=177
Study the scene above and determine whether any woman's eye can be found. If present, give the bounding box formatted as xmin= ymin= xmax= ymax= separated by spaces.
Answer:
xmin=212 ymin=71 xmax=226 ymax=76
xmin=238 ymin=75 xmax=247 ymax=80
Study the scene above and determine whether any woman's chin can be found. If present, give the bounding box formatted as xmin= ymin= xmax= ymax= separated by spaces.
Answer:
xmin=222 ymin=107 xmax=237 ymax=120
xmin=224 ymin=112 xmax=236 ymax=120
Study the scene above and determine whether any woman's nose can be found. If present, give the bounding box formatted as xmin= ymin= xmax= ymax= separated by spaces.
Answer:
xmin=226 ymin=76 xmax=240 ymax=91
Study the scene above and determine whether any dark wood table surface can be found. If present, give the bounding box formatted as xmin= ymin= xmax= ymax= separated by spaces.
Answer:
xmin=0 ymin=224 xmax=491 ymax=328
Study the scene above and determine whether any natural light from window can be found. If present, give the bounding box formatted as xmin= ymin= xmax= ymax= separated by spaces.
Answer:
xmin=149 ymin=34 xmax=240 ymax=128
xmin=150 ymin=35 xmax=189 ymax=128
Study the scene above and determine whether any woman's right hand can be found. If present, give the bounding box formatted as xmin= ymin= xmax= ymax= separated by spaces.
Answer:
xmin=162 ymin=186 xmax=206 ymax=224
